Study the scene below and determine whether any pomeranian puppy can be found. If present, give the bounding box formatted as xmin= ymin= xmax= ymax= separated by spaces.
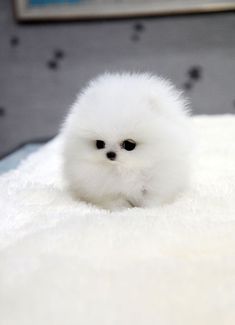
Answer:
xmin=62 ymin=73 xmax=193 ymax=210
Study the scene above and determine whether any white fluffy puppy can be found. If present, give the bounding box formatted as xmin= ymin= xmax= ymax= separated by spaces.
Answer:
xmin=62 ymin=73 xmax=193 ymax=210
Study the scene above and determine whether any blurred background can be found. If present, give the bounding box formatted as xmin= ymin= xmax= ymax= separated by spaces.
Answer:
xmin=0 ymin=0 xmax=235 ymax=160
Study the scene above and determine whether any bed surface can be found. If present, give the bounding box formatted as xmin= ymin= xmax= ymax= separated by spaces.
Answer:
xmin=1 ymin=115 xmax=235 ymax=325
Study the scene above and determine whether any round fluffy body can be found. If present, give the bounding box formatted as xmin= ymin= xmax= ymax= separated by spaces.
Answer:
xmin=62 ymin=73 xmax=193 ymax=210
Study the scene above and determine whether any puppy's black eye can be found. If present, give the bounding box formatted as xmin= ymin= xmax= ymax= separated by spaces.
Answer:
xmin=96 ymin=140 xmax=105 ymax=149
xmin=121 ymin=139 xmax=136 ymax=151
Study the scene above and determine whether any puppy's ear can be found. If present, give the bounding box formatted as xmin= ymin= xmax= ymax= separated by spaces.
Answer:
xmin=147 ymin=84 xmax=188 ymax=117
xmin=148 ymin=94 xmax=160 ymax=111
xmin=147 ymin=92 xmax=167 ymax=115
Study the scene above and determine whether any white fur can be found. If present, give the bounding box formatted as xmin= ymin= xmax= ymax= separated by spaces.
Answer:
xmin=62 ymin=72 xmax=193 ymax=210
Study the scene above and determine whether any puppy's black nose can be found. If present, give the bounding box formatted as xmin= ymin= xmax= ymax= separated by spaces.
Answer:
xmin=106 ymin=151 xmax=116 ymax=161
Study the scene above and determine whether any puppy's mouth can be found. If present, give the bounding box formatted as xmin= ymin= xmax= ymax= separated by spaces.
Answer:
xmin=106 ymin=158 xmax=118 ymax=164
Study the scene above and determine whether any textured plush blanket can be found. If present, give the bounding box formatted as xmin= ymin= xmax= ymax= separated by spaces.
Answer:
xmin=0 ymin=115 xmax=235 ymax=325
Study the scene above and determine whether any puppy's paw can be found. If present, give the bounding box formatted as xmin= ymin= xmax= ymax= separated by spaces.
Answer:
xmin=101 ymin=197 xmax=133 ymax=211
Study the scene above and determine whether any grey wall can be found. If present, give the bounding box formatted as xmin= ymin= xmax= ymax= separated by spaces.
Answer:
xmin=0 ymin=0 xmax=235 ymax=157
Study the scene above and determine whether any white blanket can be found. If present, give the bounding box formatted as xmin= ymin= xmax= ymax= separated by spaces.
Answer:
xmin=0 ymin=115 xmax=235 ymax=325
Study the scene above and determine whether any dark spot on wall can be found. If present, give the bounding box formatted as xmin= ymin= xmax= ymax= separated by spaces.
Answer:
xmin=10 ymin=36 xmax=19 ymax=47
xmin=0 ymin=107 xmax=6 ymax=117
xmin=47 ymin=60 xmax=58 ymax=70
xmin=134 ymin=22 xmax=145 ymax=32
xmin=182 ymin=81 xmax=193 ymax=91
xmin=188 ymin=66 xmax=202 ymax=81
xmin=54 ymin=49 xmax=65 ymax=60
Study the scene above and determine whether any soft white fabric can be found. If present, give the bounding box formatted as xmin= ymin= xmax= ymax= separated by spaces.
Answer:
xmin=0 ymin=115 xmax=235 ymax=325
